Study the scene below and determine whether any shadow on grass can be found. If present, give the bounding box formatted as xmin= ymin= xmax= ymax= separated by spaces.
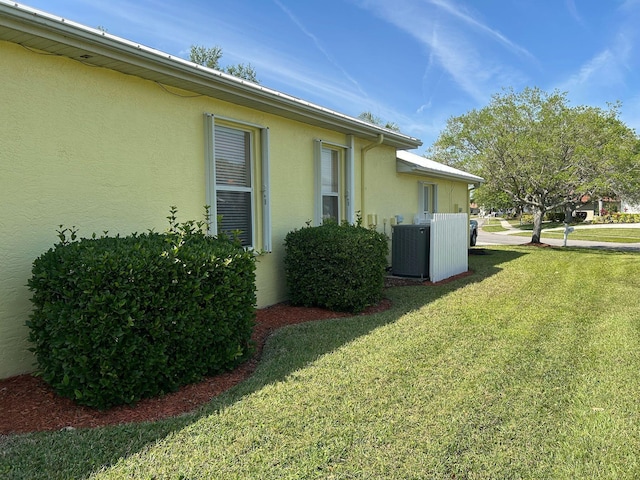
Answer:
xmin=515 ymin=221 xmax=569 ymax=231
xmin=2 ymin=248 xmax=525 ymax=480
xmin=545 ymin=244 xmax=640 ymax=255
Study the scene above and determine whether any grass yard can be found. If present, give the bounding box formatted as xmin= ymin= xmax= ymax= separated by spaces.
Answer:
xmin=512 ymin=227 xmax=640 ymax=243
xmin=480 ymin=217 xmax=508 ymax=232
xmin=3 ymin=246 xmax=640 ymax=479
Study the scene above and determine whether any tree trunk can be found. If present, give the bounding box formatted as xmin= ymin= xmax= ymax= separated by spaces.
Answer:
xmin=564 ymin=205 xmax=573 ymax=224
xmin=531 ymin=209 xmax=544 ymax=243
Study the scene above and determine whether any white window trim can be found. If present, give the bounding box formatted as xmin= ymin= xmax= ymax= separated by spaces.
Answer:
xmin=204 ymin=113 xmax=272 ymax=252
xmin=314 ymin=138 xmax=354 ymax=225
xmin=346 ymin=135 xmax=355 ymax=224
xmin=419 ymin=181 xmax=438 ymax=216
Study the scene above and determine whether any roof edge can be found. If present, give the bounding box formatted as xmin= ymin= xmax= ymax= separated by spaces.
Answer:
xmin=396 ymin=157 xmax=485 ymax=186
xmin=0 ymin=1 xmax=422 ymax=149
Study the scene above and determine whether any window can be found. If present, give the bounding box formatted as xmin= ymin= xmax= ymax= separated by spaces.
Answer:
xmin=314 ymin=138 xmax=354 ymax=225
xmin=419 ymin=182 xmax=438 ymax=218
xmin=205 ymin=114 xmax=271 ymax=251
xmin=321 ymin=147 xmax=340 ymax=221
xmin=214 ymin=125 xmax=253 ymax=246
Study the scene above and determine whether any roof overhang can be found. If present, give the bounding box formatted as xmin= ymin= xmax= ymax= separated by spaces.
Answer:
xmin=396 ymin=150 xmax=484 ymax=187
xmin=0 ymin=1 xmax=422 ymax=150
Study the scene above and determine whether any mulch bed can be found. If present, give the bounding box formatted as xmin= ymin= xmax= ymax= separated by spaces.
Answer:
xmin=0 ymin=272 xmax=472 ymax=435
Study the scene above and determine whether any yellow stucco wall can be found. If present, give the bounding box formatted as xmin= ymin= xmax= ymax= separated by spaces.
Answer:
xmin=363 ymin=147 xmax=471 ymax=232
xmin=1 ymin=40 xmax=375 ymax=378
xmin=3 ymin=39 xmax=465 ymax=379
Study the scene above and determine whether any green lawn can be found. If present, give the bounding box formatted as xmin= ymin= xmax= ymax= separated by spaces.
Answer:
xmin=481 ymin=217 xmax=508 ymax=232
xmin=3 ymin=246 xmax=640 ymax=479
xmin=512 ymin=227 xmax=640 ymax=243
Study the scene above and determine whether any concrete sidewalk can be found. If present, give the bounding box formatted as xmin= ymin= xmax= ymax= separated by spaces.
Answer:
xmin=476 ymin=218 xmax=640 ymax=251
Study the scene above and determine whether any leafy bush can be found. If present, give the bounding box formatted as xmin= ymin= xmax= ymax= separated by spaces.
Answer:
xmin=27 ymin=211 xmax=256 ymax=409
xmin=520 ymin=214 xmax=534 ymax=225
xmin=593 ymin=212 xmax=640 ymax=224
xmin=284 ymin=221 xmax=388 ymax=313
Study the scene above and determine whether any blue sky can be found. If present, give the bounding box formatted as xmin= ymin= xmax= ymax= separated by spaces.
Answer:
xmin=22 ymin=0 xmax=640 ymax=151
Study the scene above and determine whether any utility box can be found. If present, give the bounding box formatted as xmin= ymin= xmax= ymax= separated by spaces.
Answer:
xmin=391 ymin=224 xmax=430 ymax=278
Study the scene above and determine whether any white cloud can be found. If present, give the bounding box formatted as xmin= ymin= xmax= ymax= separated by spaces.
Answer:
xmin=428 ymin=0 xmax=535 ymax=60
xmin=565 ymin=0 xmax=585 ymax=26
xmin=349 ymin=0 xmax=530 ymax=104
xmin=564 ymin=49 xmax=618 ymax=87
xmin=272 ymin=0 xmax=369 ymax=98
xmin=557 ymin=21 xmax=635 ymax=100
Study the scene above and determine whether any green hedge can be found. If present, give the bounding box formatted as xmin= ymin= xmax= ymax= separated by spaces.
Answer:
xmin=593 ymin=213 xmax=640 ymax=224
xmin=284 ymin=222 xmax=388 ymax=313
xmin=27 ymin=227 xmax=256 ymax=409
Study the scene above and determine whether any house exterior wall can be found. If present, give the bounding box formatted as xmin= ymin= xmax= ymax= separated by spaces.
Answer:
xmin=363 ymin=150 xmax=471 ymax=265
xmin=1 ymin=40 xmax=392 ymax=378
xmin=364 ymin=152 xmax=471 ymax=230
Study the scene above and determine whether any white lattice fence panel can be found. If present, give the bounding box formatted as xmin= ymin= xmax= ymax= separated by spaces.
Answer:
xmin=429 ymin=213 xmax=468 ymax=283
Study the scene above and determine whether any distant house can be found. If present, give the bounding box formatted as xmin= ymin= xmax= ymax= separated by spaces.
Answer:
xmin=621 ymin=200 xmax=640 ymax=214
xmin=0 ymin=2 xmax=481 ymax=379
xmin=576 ymin=196 xmax=639 ymax=220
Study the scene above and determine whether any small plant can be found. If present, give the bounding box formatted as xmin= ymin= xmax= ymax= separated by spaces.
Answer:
xmin=55 ymin=225 xmax=78 ymax=245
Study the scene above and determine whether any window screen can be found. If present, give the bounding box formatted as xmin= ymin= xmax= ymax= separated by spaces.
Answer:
xmin=215 ymin=125 xmax=253 ymax=246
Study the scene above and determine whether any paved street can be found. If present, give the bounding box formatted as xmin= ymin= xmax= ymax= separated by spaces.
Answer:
xmin=475 ymin=218 xmax=640 ymax=251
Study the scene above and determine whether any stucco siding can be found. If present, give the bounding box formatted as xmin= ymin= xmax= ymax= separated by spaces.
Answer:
xmin=0 ymin=40 xmax=372 ymax=377
xmin=365 ymin=149 xmax=470 ymax=230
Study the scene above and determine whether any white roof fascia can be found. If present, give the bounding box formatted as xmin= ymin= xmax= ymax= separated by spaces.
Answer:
xmin=0 ymin=1 xmax=422 ymax=150
xmin=396 ymin=150 xmax=484 ymax=186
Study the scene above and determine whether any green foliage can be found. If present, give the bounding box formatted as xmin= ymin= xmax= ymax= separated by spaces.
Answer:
xmin=8 ymin=248 xmax=640 ymax=479
xmin=358 ymin=111 xmax=401 ymax=132
xmin=284 ymin=222 xmax=388 ymax=313
xmin=189 ymin=44 xmax=259 ymax=83
xmin=520 ymin=214 xmax=534 ymax=225
xmin=224 ymin=63 xmax=258 ymax=83
xmin=473 ymin=186 xmax=513 ymax=213
xmin=593 ymin=212 xmax=640 ymax=224
xmin=27 ymin=209 xmax=256 ymax=409
xmin=189 ymin=44 xmax=223 ymax=69
xmin=430 ymin=86 xmax=640 ymax=243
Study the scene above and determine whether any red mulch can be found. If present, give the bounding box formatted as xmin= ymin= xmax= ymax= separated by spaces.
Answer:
xmin=0 ymin=301 xmax=389 ymax=435
xmin=0 ymin=272 xmax=472 ymax=435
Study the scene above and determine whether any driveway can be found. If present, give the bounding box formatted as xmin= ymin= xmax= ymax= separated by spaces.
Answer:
xmin=475 ymin=218 xmax=640 ymax=251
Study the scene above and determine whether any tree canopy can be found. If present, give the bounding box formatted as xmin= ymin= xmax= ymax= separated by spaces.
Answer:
xmin=430 ymin=87 xmax=640 ymax=243
xmin=189 ymin=45 xmax=258 ymax=83
xmin=358 ymin=111 xmax=400 ymax=132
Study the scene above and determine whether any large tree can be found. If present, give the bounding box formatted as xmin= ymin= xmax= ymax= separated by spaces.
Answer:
xmin=430 ymin=87 xmax=640 ymax=243
xmin=189 ymin=45 xmax=258 ymax=83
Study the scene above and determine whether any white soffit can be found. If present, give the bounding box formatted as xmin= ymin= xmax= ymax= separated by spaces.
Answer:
xmin=396 ymin=150 xmax=484 ymax=185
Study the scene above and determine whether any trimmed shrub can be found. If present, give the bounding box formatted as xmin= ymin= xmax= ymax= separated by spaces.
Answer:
xmin=284 ymin=222 xmax=388 ymax=313
xmin=27 ymin=222 xmax=256 ymax=409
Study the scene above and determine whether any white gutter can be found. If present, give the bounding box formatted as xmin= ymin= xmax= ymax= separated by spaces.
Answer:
xmin=0 ymin=1 xmax=422 ymax=150
xmin=396 ymin=150 xmax=484 ymax=186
